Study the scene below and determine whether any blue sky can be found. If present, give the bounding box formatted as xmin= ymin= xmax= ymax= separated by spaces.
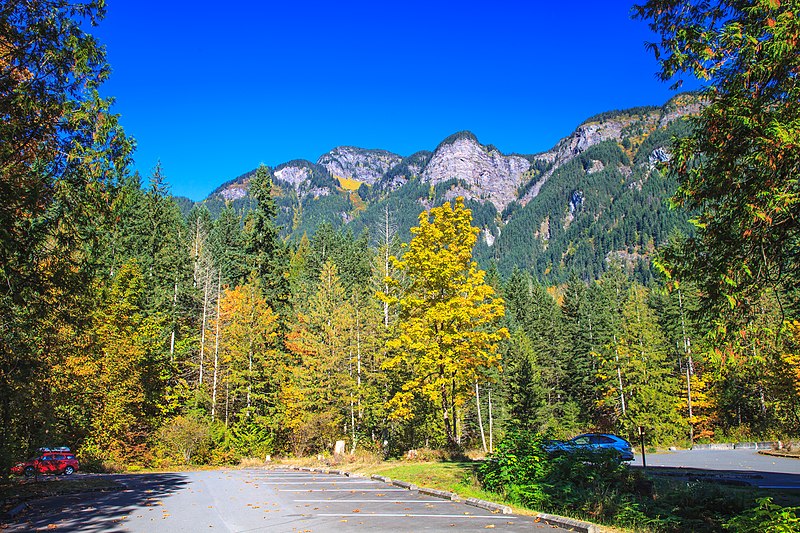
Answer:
xmin=95 ymin=1 xmax=688 ymax=201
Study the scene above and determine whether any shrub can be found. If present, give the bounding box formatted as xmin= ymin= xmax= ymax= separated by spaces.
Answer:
xmin=157 ymin=415 xmax=211 ymax=465
xmin=725 ymin=497 xmax=800 ymax=532
xmin=477 ymin=431 xmax=553 ymax=507
xmin=478 ymin=430 xmax=650 ymax=519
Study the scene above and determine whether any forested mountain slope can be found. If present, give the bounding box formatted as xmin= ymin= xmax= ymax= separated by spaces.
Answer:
xmin=190 ymin=94 xmax=701 ymax=282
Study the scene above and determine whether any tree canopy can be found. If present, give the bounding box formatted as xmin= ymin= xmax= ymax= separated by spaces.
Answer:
xmin=635 ymin=0 xmax=800 ymax=312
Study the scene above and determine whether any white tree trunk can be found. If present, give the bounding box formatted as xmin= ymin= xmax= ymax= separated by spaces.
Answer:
xmin=476 ymin=381 xmax=487 ymax=453
xmin=199 ymin=268 xmax=210 ymax=385
xmin=211 ymin=271 xmax=221 ymax=421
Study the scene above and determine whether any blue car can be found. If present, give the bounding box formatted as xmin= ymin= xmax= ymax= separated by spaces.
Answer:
xmin=544 ymin=433 xmax=635 ymax=462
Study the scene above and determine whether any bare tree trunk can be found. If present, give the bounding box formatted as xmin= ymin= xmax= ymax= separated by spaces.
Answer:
xmin=476 ymin=381 xmax=487 ymax=453
xmin=225 ymin=378 xmax=230 ymax=427
xmin=170 ymin=281 xmax=178 ymax=360
xmin=247 ymin=343 xmax=253 ymax=412
xmin=356 ymin=306 xmax=362 ymax=418
xmin=381 ymin=204 xmax=396 ymax=329
xmin=211 ymin=271 xmax=221 ymax=422
xmin=350 ymin=398 xmax=357 ymax=454
xmin=199 ymin=268 xmax=210 ymax=385
xmin=441 ymin=384 xmax=453 ymax=446
xmin=678 ymin=288 xmax=694 ymax=443
xmin=614 ymin=334 xmax=626 ymax=415
xmin=488 ymin=387 xmax=493 ymax=453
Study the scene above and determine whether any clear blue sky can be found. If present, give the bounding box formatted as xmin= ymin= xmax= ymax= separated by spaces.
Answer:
xmin=95 ymin=0 xmax=687 ymax=201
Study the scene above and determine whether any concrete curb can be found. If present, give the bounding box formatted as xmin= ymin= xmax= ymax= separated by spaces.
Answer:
xmin=464 ymin=497 xmax=512 ymax=514
xmin=417 ymin=487 xmax=461 ymax=501
xmin=536 ymin=512 xmax=599 ymax=533
xmin=759 ymin=449 xmax=800 ymax=460
xmin=692 ymin=441 xmax=777 ymax=451
xmin=391 ymin=480 xmax=418 ymax=490
xmin=370 ymin=474 xmax=391 ymax=483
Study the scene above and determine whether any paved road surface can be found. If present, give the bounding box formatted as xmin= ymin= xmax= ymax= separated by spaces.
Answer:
xmin=5 ymin=468 xmax=570 ymax=532
xmin=630 ymin=448 xmax=800 ymax=488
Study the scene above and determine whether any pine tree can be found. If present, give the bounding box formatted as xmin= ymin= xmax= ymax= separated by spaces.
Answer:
xmin=244 ymin=165 xmax=290 ymax=318
xmin=211 ymin=204 xmax=247 ymax=288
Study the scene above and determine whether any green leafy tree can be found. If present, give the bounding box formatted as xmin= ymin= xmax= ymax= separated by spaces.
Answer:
xmin=87 ymin=260 xmax=168 ymax=462
xmin=635 ymin=0 xmax=800 ymax=312
xmin=0 ymin=0 xmax=132 ymax=472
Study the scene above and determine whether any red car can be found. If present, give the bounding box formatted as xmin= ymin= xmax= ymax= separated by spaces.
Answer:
xmin=11 ymin=448 xmax=79 ymax=477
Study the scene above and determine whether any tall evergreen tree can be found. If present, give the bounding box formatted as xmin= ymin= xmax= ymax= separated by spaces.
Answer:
xmin=211 ymin=204 xmax=247 ymax=288
xmin=244 ymin=165 xmax=289 ymax=319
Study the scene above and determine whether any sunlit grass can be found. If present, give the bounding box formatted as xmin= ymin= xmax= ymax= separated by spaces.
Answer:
xmin=357 ymin=461 xmax=536 ymax=514
xmin=335 ymin=175 xmax=363 ymax=191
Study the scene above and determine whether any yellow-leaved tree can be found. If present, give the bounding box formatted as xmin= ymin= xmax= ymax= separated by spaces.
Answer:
xmin=380 ymin=197 xmax=508 ymax=447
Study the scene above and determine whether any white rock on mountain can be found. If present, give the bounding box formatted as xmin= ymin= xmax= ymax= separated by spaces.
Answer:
xmin=317 ymin=147 xmax=402 ymax=186
xmin=273 ymin=163 xmax=331 ymax=199
xmin=421 ymin=135 xmax=530 ymax=212
xmin=274 ymin=165 xmax=311 ymax=189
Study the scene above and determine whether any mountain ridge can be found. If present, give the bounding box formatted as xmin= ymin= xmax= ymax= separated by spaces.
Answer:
xmin=191 ymin=93 xmax=700 ymax=282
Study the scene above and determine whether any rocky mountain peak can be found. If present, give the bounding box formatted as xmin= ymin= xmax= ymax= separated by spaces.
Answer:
xmin=421 ymin=131 xmax=530 ymax=212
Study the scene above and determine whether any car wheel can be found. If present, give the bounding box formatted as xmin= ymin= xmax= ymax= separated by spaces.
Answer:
xmin=63 ymin=466 xmax=74 ymax=475
xmin=24 ymin=465 xmax=35 ymax=477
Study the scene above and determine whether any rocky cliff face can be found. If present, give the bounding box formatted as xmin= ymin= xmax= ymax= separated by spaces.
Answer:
xmin=273 ymin=160 xmax=334 ymax=199
xmin=317 ymin=147 xmax=402 ymax=186
xmin=519 ymin=95 xmax=702 ymax=204
xmin=379 ymin=151 xmax=433 ymax=191
xmin=420 ymin=132 xmax=530 ymax=212
xmin=521 ymin=110 xmax=661 ymax=203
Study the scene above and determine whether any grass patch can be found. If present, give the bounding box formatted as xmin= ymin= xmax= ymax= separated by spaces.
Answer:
xmin=360 ymin=461 xmax=531 ymax=513
xmin=335 ymin=176 xmax=363 ymax=191
xmin=0 ymin=476 xmax=123 ymax=513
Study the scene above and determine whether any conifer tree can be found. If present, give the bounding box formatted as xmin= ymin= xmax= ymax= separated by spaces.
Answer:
xmin=561 ymin=274 xmax=596 ymax=420
xmin=244 ymin=165 xmax=290 ymax=318
xmin=211 ymin=204 xmax=247 ymax=288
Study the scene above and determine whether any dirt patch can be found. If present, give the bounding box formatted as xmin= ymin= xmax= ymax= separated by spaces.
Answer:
xmin=759 ymin=449 xmax=800 ymax=460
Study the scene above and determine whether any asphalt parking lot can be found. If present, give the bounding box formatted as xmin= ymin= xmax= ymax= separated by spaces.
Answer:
xmin=630 ymin=448 xmax=800 ymax=489
xmin=4 ymin=468 xmax=572 ymax=532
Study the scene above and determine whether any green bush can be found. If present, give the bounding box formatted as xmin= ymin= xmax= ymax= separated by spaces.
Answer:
xmin=478 ymin=430 xmax=552 ymax=507
xmin=478 ymin=430 xmax=651 ymax=521
xmin=725 ymin=497 xmax=800 ymax=532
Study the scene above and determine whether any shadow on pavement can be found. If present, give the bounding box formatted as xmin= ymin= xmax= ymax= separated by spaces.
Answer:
xmin=631 ymin=465 xmax=800 ymax=489
xmin=3 ymin=473 xmax=189 ymax=532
